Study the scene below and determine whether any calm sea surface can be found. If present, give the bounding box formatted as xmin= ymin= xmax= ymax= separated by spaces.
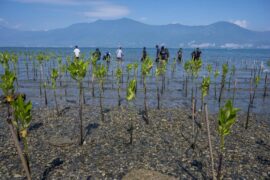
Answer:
xmin=0 ymin=47 xmax=269 ymax=115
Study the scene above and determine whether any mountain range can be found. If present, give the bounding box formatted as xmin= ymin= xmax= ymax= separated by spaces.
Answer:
xmin=1 ymin=18 xmax=270 ymax=48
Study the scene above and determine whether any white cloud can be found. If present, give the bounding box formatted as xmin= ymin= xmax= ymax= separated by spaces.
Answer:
xmin=139 ymin=17 xmax=147 ymax=21
xmin=188 ymin=41 xmax=216 ymax=48
xmin=83 ymin=5 xmax=129 ymax=19
xmin=0 ymin=17 xmax=22 ymax=29
xmin=0 ymin=18 xmax=7 ymax=25
xmin=231 ymin=20 xmax=248 ymax=28
xmin=220 ymin=43 xmax=253 ymax=49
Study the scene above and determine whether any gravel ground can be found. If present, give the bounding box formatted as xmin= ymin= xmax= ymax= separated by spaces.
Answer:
xmin=0 ymin=103 xmax=269 ymax=179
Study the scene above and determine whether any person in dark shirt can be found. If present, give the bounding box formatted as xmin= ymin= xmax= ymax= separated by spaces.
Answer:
xmin=177 ymin=48 xmax=183 ymax=62
xmin=93 ymin=48 xmax=101 ymax=61
xmin=159 ymin=46 xmax=166 ymax=61
xmin=103 ymin=51 xmax=111 ymax=63
xmin=191 ymin=48 xmax=202 ymax=61
xmin=155 ymin=45 xmax=160 ymax=62
xmin=141 ymin=47 xmax=147 ymax=61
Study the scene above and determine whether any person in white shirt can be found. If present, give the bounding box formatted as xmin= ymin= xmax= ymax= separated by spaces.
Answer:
xmin=74 ymin=45 xmax=80 ymax=60
xmin=116 ymin=47 xmax=123 ymax=61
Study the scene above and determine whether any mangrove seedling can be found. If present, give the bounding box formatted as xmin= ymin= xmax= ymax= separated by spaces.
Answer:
xmin=133 ymin=63 xmax=138 ymax=93
xmin=90 ymin=52 xmax=99 ymax=97
xmin=218 ymin=63 xmax=228 ymax=105
xmin=214 ymin=69 xmax=220 ymax=99
xmin=228 ymin=65 xmax=236 ymax=91
xmin=204 ymin=103 xmax=216 ymax=180
xmin=50 ymin=68 xmax=59 ymax=115
xmin=206 ymin=64 xmax=213 ymax=76
xmin=245 ymin=75 xmax=260 ymax=129
xmin=67 ymin=59 xmax=89 ymax=145
xmin=126 ymin=63 xmax=133 ymax=82
xmin=0 ymin=70 xmax=32 ymax=180
xmin=217 ymin=100 xmax=239 ymax=179
xmin=126 ymin=79 xmax=137 ymax=144
xmin=0 ymin=51 xmax=10 ymax=70
xmin=171 ymin=58 xmax=177 ymax=77
xmin=155 ymin=61 xmax=166 ymax=109
xmin=116 ymin=67 xmax=122 ymax=106
xmin=141 ymin=56 xmax=153 ymax=124
xmin=94 ymin=64 xmax=107 ymax=122
xmin=201 ymin=76 xmax=211 ymax=110
xmin=36 ymin=52 xmax=48 ymax=106
xmin=11 ymin=95 xmax=32 ymax=179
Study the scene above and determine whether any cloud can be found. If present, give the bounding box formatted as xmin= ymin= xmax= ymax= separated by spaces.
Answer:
xmin=220 ymin=43 xmax=253 ymax=49
xmin=231 ymin=20 xmax=248 ymax=28
xmin=0 ymin=18 xmax=7 ymax=25
xmin=83 ymin=5 xmax=129 ymax=19
xmin=0 ymin=17 xmax=22 ymax=29
xmin=188 ymin=41 xmax=216 ymax=48
xmin=139 ymin=17 xmax=147 ymax=21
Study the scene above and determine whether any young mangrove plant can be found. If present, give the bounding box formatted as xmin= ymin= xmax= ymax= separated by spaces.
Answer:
xmin=228 ymin=65 xmax=236 ymax=91
xmin=141 ymin=56 xmax=153 ymax=124
xmin=11 ymin=53 xmax=19 ymax=88
xmin=171 ymin=58 xmax=177 ymax=78
xmin=11 ymin=95 xmax=33 ymax=180
xmin=68 ymin=59 xmax=89 ymax=145
xmin=160 ymin=61 xmax=167 ymax=95
xmin=245 ymin=75 xmax=260 ymax=129
xmin=50 ymin=68 xmax=59 ymax=115
xmin=263 ymin=72 xmax=268 ymax=98
xmin=204 ymin=103 xmax=216 ymax=180
xmin=133 ymin=63 xmax=139 ymax=93
xmin=155 ymin=61 xmax=166 ymax=109
xmin=214 ymin=69 xmax=220 ymax=99
xmin=201 ymin=76 xmax=211 ymax=110
xmin=206 ymin=64 xmax=213 ymax=76
xmin=126 ymin=79 xmax=137 ymax=144
xmin=94 ymin=64 xmax=107 ymax=122
xmin=218 ymin=63 xmax=228 ymax=105
xmin=0 ymin=51 xmax=10 ymax=70
xmin=126 ymin=63 xmax=133 ymax=82
xmin=116 ymin=67 xmax=122 ymax=106
xmin=184 ymin=59 xmax=202 ymax=101
xmin=90 ymin=53 xmax=99 ymax=97
xmin=0 ymin=69 xmax=32 ymax=180
xmin=217 ymin=100 xmax=239 ymax=180
xmin=36 ymin=52 xmax=48 ymax=106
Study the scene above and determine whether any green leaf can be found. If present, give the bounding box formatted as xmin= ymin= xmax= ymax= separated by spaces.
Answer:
xmin=126 ymin=79 xmax=136 ymax=101
xmin=141 ymin=56 xmax=153 ymax=76
xmin=67 ymin=59 xmax=89 ymax=81
xmin=217 ymin=100 xmax=240 ymax=140
xmin=11 ymin=95 xmax=32 ymax=132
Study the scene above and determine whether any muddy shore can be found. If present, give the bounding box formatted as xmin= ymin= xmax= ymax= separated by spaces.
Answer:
xmin=0 ymin=104 xmax=269 ymax=179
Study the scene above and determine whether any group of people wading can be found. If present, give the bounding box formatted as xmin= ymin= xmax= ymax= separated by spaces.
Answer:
xmin=73 ymin=45 xmax=202 ymax=64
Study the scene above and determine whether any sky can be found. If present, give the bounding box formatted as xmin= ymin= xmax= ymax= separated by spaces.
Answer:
xmin=0 ymin=0 xmax=270 ymax=31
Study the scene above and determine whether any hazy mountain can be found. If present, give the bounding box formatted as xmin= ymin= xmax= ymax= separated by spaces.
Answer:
xmin=1 ymin=18 xmax=270 ymax=48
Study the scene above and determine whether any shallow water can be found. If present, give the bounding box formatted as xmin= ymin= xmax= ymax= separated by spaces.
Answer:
xmin=0 ymin=47 xmax=270 ymax=115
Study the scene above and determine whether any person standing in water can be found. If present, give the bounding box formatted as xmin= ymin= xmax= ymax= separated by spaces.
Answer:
xmin=141 ymin=47 xmax=147 ymax=61
xmin=177 ymin=48 xmax=183 ymax=62
xmin=191 ymin=48 xmax=202 ymax=61
xmin=116 ymin=47 xmax=124 ymax=61
xmin=155 ymin=45 xmax=160 ymax=62
xmin=74 ymin=45 xmax=80 ymax=60
xmin=93 ymin=48 xmax=101 ymax=61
